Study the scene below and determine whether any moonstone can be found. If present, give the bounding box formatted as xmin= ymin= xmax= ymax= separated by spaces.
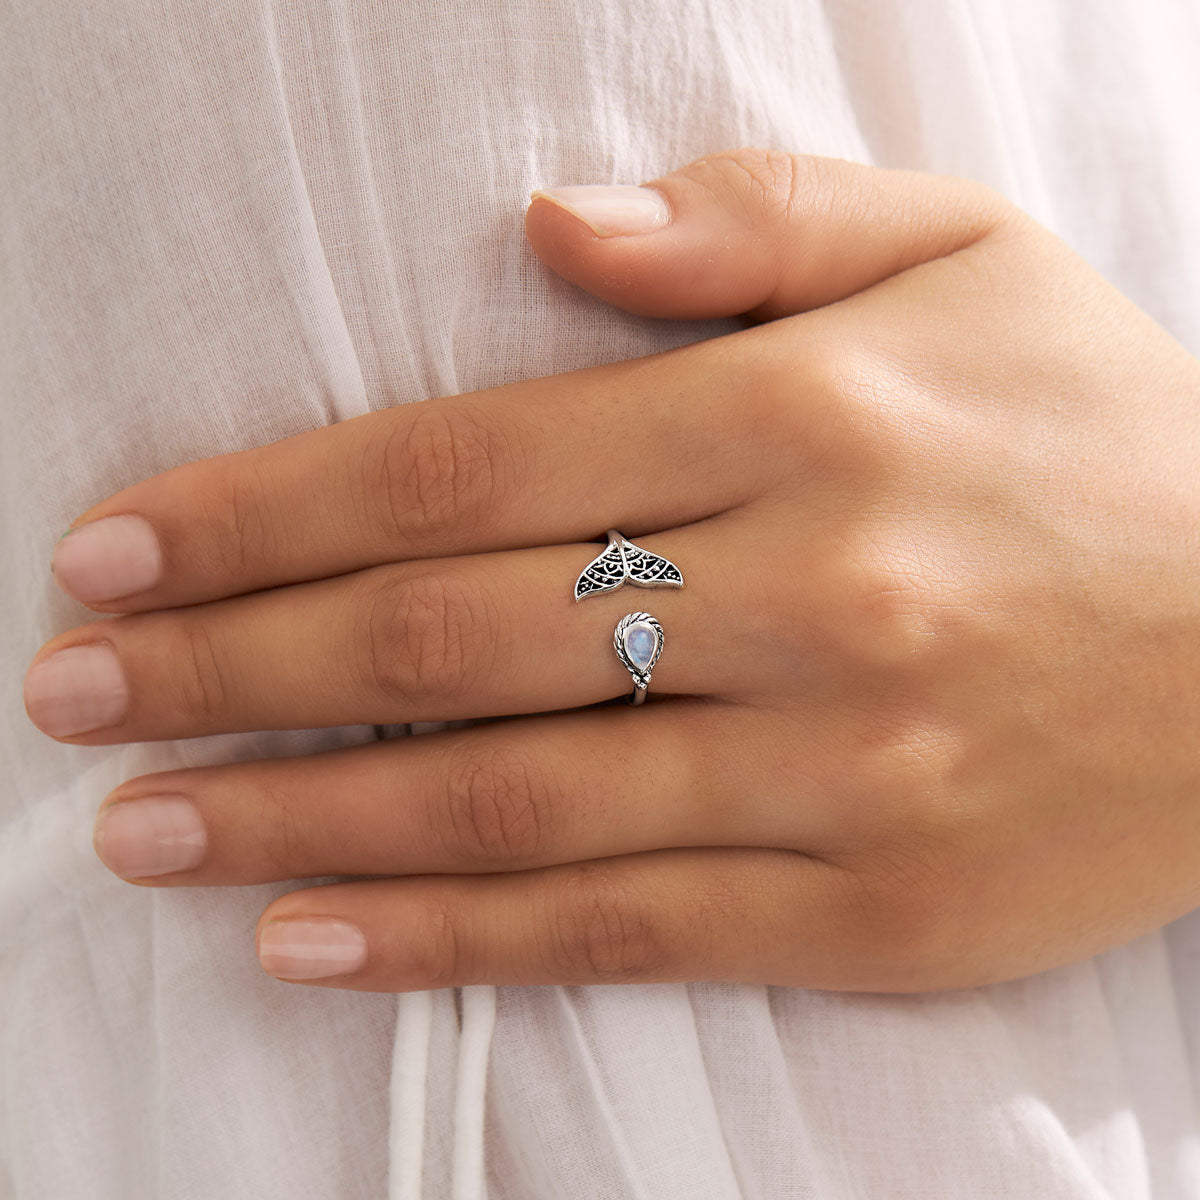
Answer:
xmin=622 ymin=621 xmax=658 ymax=670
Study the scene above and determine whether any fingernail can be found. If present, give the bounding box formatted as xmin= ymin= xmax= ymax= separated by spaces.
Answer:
xmin=93 ymin=794 xmax=207 ymax=879
xmin=258 ymin=918 xmax=368 ymax=980
xmin=24 ymin=644 xmax=129 ymax=737
xmin=530 ymin=185 xmax=672 ymax=237
xmin=52 ymin=515 xmax=162 ymax=603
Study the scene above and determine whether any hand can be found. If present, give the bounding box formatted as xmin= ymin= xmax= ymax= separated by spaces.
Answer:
xmin=24 ymin=150 xmax=1200 ymax=993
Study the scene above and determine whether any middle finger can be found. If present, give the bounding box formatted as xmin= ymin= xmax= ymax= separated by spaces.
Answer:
xmin=25 ymin=518 xmax=766 ymax=743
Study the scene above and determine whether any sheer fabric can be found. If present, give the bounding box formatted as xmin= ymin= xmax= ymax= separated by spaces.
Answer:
xmin=3 ymin=1 xmax=1200 ymax=1195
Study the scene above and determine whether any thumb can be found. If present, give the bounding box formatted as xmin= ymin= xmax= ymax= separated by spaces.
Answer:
xmin=525 ymin=148 xmax=1013 ymax=322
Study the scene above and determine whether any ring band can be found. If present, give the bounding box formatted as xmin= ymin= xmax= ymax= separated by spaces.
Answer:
xmin=575 ymin=529 xmax=684 ymax=601
xmin=613 ymin=612 xmax=664 ymax=705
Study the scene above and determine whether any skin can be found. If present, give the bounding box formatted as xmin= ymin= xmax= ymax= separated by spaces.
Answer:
xmin=23 ymin=148 xmax=1200 ymax=994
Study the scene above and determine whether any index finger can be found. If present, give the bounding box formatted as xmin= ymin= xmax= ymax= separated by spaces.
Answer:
xmin=50 ymin=324 xmax=793 ymax=612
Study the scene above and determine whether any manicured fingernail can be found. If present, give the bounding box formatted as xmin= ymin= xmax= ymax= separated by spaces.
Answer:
xmin=258 ymin=918 xmax=368 ymax=980
xmin=93 ymin=794 xmax=207 ymax=879
xmin=530 ymin=185 xmax=672 ymax=237
xmin=24 ymin=644 xmax=129 ymax=737
xmin=52 ymin=515 xmax=162 ymax=603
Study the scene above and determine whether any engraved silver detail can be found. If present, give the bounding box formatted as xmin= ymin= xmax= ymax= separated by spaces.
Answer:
xmin=574 ymin=529 xmax=684 ymax=602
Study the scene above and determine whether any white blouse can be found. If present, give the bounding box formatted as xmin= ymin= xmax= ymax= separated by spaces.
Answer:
xmin=3 ymin=0 xmax=1200 ymax=1195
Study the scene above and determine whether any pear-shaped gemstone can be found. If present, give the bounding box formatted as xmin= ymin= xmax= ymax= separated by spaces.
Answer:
xmin=622 ymin=620 xmax=658 ymax=671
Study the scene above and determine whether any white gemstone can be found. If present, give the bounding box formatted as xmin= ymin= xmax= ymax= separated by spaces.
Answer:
xmin=622 ymin=621 xmax=658 ymax=670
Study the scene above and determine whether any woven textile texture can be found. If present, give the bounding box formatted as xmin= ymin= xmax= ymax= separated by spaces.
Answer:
xmin=3 ymin=1 xmax=1200 ymax=1196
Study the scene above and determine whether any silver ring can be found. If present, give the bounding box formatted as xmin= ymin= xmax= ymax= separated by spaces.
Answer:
xmin=575 ymin=529 xmax=684 ymax=601
xmin=613 ymin=612 xmax=664 ymax=706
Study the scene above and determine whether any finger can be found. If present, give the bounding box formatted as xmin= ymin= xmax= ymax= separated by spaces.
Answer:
xmin=50 ymin=328 xmax=775 ymax=613
xmin=53 ymin=152 xmax=1013 ymax=618
xmin=251 ymin=847 xmax=855 ymax=992
xmin=525 ymin=147 xmax=1015 ymax=322
xmin=26 ymin=519 xmax=765 ymax=743
xmin=92 ymin=699 xmax=844 ymax=886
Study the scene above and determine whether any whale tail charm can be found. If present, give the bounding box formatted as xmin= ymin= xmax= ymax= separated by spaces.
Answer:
xmin=574 ymin=529 xmax=684 ymax=601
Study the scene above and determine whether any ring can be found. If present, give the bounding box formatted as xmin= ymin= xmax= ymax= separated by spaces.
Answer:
xmin=574 ymin=529 xmax=684 ymax=601
xmin=613 ymin=612 xmax=664 ymax=706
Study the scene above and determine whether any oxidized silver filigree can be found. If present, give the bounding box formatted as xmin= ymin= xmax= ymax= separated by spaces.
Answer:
xmin=574 ymin=529 xmax=684 ymax=601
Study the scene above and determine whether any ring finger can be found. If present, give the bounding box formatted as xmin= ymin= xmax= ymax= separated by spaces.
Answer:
xmin=92 ymin=697 xmax=842 ymax=887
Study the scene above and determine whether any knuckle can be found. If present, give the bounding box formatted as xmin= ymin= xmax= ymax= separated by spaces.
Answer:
xmin=360 ymin=570 xmax=498 ymax=704
xmin=249 ymin=776 xmax=312 ymax=877
xmin=369 ymin=406 xmax=505 ymax=548
xmin=177 ymin=622 xmax=232 ymax=723
xmin=847 ymin=717 xmax=962 ymax=840
xmin=863 ymin=723 xmax=954 ymax=811
xmin=948 ymin=176 xmax=1018 ymax=232
xmin=813 ymin=532 xmax=945 ymax=670
xmin=404 ymin=896 xmax=467 ymax=989
xmin=546 ymin=866 xmax=672 ymax=983
xmin=695 ymin=147 xmax=809 ymax=228
xmin=827 ymin=725 xmax=972 ymax=977
xmin=848 ymin=549 xmax=935 ymax=663
xmin=833 ymin=846 xmax=960 ymax=972
xmin=802 ymin=344 xmax=910 ymax=474
xmin=198 ymin=461 xmax=281 ymax=577
xmin=736 ymin=334 xmax=898 ymax=485
xmin=441 ymin=743 xmax=552 ymax=866
xmin=735 ymin=346 xmax=812 ymax=446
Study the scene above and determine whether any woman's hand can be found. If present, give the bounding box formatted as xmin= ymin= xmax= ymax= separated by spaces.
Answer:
xmin=24 ymin=150 xmax=1200 ymax=993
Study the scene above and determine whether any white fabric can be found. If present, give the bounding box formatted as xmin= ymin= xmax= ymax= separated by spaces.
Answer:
xmin=3 ymin=1 xmax=1200 ymax=1195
